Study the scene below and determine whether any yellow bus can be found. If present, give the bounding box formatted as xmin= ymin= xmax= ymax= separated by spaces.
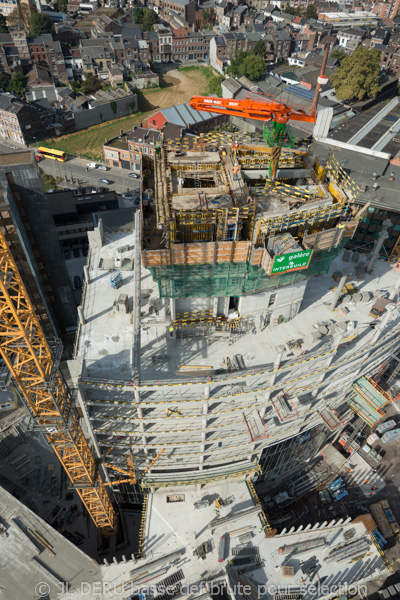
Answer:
xmin=37 ymin=147 xmax=67 ymax=162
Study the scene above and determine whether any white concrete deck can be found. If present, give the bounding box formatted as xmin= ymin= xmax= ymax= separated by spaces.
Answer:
xmin=76 ymin=217 xmax=400 ymax=387
xmin=76 ymin=229 xmax=136 ymax=381
xmin=101 ymin=480 xmax=388 ymax=600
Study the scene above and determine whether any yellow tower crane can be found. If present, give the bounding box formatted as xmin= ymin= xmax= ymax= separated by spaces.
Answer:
xmin=0 ymin=231 xmax=118 ymax=536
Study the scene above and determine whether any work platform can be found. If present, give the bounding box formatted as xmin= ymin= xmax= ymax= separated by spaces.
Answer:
xmin=102 ymin=480 xmax=389 ymax=600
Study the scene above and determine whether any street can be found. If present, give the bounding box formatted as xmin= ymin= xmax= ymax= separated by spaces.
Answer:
xmin=0 ymin=139 xmax=140 ymax=196
xmin=38 ymin=156 xmax=141 ymax=196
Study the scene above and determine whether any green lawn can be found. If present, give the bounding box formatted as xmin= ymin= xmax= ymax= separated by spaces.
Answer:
xmin=41 ymin=67 xmax=212 ymax=160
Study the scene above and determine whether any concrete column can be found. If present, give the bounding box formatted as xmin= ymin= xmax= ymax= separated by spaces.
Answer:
xmin=170 ymin=298 xmax=176 ymax=321
xmin=134 ymin=389 xmax=141 ymax=403
xmin=367 ymin=219 xmax=392 ymax=273
xmin=260 ymin=391 xmax=271 ymax=419
xmin=389 ymin=267 xmax=400 ymax=300
xmin=274 ymin=347 xmax=284 ymax=370
xmin=371 ymin=305 xmax=395 ymax=344
xmin=77 ymin=305 xmax=86 ymax=325
xmin=311 ymin=354 xmax=335 ymax=397
xmin=202 ymin=402 xmax=208 ymax=443
xmin=83 ymin=265 xmax=90 ymax=284
xmin=213 ymin=297 xmax=218 ymax=318
xmin=331 ymin=269 xmax=352 ymax=310
xmin=204 ymin=385 xmax=210 ymax=400
xmin=137 ymin=405 xmax=143 ymax=418
xmin=223 ymin=296 xmax=229 ymax=317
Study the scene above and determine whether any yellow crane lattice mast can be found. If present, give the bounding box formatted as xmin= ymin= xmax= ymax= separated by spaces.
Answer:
xmin=0 ymin=231 xmax=117 ymax=535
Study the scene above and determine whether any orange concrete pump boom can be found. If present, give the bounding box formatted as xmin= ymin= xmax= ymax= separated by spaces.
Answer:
xmin=188 ymin=95 xmax=317 ymax=124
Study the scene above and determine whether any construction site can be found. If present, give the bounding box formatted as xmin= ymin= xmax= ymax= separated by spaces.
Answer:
xmin=1 ymin=89 xmax=400 ymax=600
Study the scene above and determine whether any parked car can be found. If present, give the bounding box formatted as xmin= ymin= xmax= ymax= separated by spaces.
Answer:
xmin=97 ymin=165 xmax=108 ymax=171
xmin=121 ymin=193 xmax=134 ymax=200
xmin=128 ymin=172 xmax=139 ymax=178
xmin=96 ymin=186 xmax=107 ymax=193
xmin=74 ymin=275 xmax=82 ymax=289
xmin=98 ymin=179 xmax=112 ymax=184
xmin=87 ymin=162 xmax=97 ymax=169
xmin=73 ymin=249 xmax=80 ymax=258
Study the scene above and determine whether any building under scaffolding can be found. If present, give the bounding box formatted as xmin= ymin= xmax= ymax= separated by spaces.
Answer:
xmin=67 ymin=137 xmax=400 ymax=503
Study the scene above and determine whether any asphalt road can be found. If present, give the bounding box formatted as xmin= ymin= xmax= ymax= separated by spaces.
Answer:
xmin=0 ymin=139 xmax=140 ymax=196
xmin=39 ymin=156 xmax=140 ymax=196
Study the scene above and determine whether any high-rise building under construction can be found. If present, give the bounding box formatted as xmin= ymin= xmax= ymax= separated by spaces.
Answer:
xmin=65 ymin=136 xmax=400 ymax=508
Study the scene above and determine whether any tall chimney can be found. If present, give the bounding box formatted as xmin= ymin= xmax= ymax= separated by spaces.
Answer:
xmin=310 ymin=43 xmax=330 ymax=116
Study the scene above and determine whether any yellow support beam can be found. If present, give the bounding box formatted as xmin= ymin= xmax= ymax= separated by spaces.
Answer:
xmin=0 ymin=231 xmax=117 ymax=536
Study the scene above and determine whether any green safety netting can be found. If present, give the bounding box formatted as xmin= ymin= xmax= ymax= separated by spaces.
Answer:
xmin=148 ymin=241 xmax=347 ymax=299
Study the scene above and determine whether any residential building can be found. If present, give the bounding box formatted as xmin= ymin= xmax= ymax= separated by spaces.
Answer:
xmin=172 ymin=28 xmax=205 ymax=62
xmin=0 ymin=93 xmax=43 ymax=145
xmin=25 ymin=64 xmax=58 ymax=104
xmin=209 ymin=35 xmax=228 ymax=73
xmin=271 ymin=27 xmax=292 ymax=60
xmin=337 ymin=27 xmax=365 ymax=48
xmin=153 ymin=23 xmax=173 ymax=61
xmin=372 ymin=0 xmax=400 ymax=19
xmin=154 ymin=0 xmax=196 ymax=25
xmin=28 ymin=35 xmax=68 ymax=84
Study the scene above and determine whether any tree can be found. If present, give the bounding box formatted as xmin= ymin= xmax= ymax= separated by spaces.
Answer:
xmin=0 ymin=72 xmax=10 ymax=91
xmin=284 ymin=6 xmax=301 ymax=15
xmin=241 ymin=54 xmax=266 ymax=81
xmin=133 ymin=6 xmax=144 ymax=24
xmin=305 ymin=4 xmax=318 ymax=19
xmin=253 ymin=39 xmax=267 ymax=60
xmin=227 ymin=51 xmax=265 ymax=81
xmin=57 ymin=0 xmax=68 ymax=13
xmin=81 ymin=73 xmax=101 ymax=94
xmin=207 ymin=73 xmax=224 ymax=96
xmin=331 ymin=45 xmax=381 ymax=102
xmin=0 ymin=14 xmax=8 ymax=33
xmin=227 ymin=50 xmax=249 ymax=77
xmin=30 ymin=12 xmax=53 ymax=35
xmin=330 ymin=47 xmax=347 ymax=66
xmin=9 ymin=72 xmax=27 ymax=97
xmin=140 ymin=9 xmax=159 ymax=32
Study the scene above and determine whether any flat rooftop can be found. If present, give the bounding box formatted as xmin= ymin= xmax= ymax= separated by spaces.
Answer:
xmin=0 ymin=150 xmax=33 ymax=165
xmin=102 ymin=480 xmax=388 ymax=600
xmin=328 ymin=99 xmax=400 ymax=158
xmin=77 ymin=217 xmax=400 ymax=385
xmin=0 ymin=484 xmax=101 ymax=598
xmin=75 ymin=227 xmax=136 ymax=381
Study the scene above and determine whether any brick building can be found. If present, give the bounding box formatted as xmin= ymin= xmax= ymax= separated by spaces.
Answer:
xmin=0 ymin=94 xmax=43 ymax=145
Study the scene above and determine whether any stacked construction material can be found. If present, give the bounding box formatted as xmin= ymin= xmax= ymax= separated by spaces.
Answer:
xmin=268 ymin=233 xmax=302 ymax=257
xmin=324 ymin=537 xmax=370 ymax=563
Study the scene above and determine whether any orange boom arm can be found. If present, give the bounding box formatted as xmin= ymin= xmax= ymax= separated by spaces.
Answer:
xmin=189 ymin=95 xmax=317 ymax=124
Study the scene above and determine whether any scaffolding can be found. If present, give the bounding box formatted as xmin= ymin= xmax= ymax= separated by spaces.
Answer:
xmin=147 ymin=240 xmax=349 ymax=298
xmin=348 ymin=377 xmax=391 ymax=427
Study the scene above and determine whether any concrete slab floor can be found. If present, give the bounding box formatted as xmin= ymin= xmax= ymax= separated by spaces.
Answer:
xmin=101 ymin=479 xmax=388 ymax=600
xmin=345 ymin=453 xmax=386 ymax=498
